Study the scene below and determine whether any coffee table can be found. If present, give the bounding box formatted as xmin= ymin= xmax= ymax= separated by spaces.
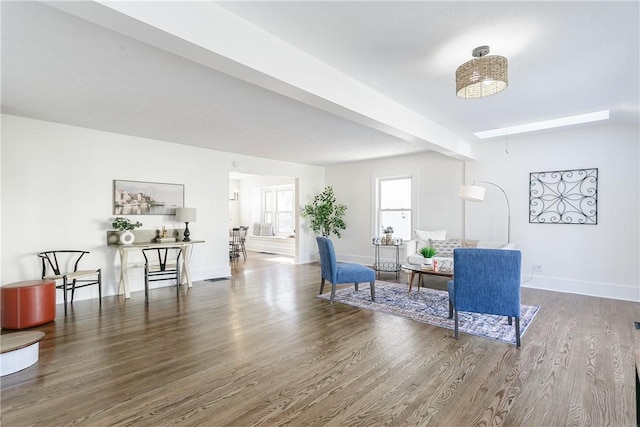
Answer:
xmin=401 ymin=264 xmax=453 ymax=292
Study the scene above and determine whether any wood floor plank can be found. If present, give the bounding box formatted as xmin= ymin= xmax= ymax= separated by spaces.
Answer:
xmin=1 ymin=252 xmax=637 ymax=426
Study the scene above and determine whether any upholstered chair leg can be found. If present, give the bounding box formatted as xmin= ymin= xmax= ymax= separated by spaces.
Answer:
xmin=369 ymin=281 xmax=375 ymax=301
xmin=454 ymin=311 xmax=459 ymax=339
xmin=330 ymin=284 xmax=336 ymax=303
xmin=355 ymin=282 xmax=359 ymax=291
xmin=515 ymin=318 xmax=521 ymax=347
xmin=319 ymin=278 xmax=326 ymax=295
xmin=448 ymin=299 xmax=453 ymax=319
xmin=508 ymin=316 xmax=513 ymax=325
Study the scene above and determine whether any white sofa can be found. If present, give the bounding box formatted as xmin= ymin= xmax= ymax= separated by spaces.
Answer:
xmin=405 ymin=237 xmax=515 ymax=266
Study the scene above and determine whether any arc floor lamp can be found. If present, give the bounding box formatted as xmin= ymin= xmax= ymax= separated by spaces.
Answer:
xmin=459 ymin=181 xmax=511 ymax=243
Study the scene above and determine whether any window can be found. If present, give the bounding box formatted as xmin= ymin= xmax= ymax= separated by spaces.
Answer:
xmin=376 ymin=177 xmax=412 ymax=241
xmin=261 ymin=186 xmax=294 ymax=234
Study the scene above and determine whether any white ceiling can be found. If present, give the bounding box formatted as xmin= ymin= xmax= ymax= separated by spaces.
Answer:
xmin=2 ymin=1 xmax=638 ymax=166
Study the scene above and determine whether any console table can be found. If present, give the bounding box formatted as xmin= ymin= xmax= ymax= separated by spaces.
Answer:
xmin=372 ymin=241 xmax=403 ymax=279
xmin=109 ymin=240 xmax=204 ymax=298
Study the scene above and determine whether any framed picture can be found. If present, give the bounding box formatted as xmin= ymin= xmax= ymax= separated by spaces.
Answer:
xmin=113 ymin=180 xmax=184 ymax=215
xmin=529 ymin=168 xmax=598 ymax=224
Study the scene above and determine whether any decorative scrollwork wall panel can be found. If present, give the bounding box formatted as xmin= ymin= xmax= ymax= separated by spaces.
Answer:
xmin=529 ymin=168 xmax=598 ymax=224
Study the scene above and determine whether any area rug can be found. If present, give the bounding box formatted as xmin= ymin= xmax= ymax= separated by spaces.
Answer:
xmin=318 ymin=281 xmax=540 ymax=345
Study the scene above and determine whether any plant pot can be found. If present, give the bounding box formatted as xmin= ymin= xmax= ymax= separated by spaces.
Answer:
xmin=119 ymin=230 xmax=135 ymax=245
xmin=422 ymin=258 xmax=433 ymax=266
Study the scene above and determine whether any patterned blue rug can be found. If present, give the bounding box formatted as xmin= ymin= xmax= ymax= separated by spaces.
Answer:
xmin=318 ymin=281 xmax=540 ymax=346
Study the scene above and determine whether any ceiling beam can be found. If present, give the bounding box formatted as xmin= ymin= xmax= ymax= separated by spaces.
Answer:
xmin=46 ymin=1 xmax=475 ymax=160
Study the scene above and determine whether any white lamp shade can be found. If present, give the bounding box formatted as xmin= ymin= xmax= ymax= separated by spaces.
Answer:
xmin=458 ymin=185 xmax=486 ymax=202
xmin=176 ymin=207 xmax=197 ymax=222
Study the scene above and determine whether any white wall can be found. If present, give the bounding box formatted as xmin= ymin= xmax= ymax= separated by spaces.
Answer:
xmin=464 ymin=123 xmax=639 ymax=301
xmin=7 ymin=115 xmax=635 ymax=304
xmin=1 ymin=115 xmax=324 ymax=303
xmin=325 ymin=123 xmax=639 ymax=302
xmin=325 ymin=151 xmax=464 ymax=265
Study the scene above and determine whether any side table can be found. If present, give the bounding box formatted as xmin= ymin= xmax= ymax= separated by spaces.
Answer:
xmin=373 ymin=241 xmax=403 ymax=279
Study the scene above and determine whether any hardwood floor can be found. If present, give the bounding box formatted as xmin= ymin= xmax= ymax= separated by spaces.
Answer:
xmin=2 ymin=252 xmax=638 ymax=426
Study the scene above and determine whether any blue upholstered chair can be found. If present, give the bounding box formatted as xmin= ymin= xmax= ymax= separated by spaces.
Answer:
xmin=448 ymin=248 xmax=523 ymax=347
xmin=316 ymin=236 xmax=375 ymax=303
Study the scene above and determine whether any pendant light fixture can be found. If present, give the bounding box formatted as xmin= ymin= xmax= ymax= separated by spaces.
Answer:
xmin=456 ymin=46 xmax=508 ymax=99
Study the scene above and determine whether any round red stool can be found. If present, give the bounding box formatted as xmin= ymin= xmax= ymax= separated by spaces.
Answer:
xmin=1 ymin=280 xmax=56 ymax=329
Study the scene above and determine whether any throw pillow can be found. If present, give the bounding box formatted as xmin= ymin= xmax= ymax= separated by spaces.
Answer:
xmin=414 ymin=229 xmax=447 ymax=241
xmin=462 ymin=239 xmax=479 ymax=248
xmin=429 ymin=239 xmax=462 ymax=258
xmin=259 ymin=223 xmax=274 ymax=236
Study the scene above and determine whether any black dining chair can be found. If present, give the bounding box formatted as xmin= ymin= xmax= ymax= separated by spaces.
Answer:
xmin=229 ymin=228 xmax=241 ymax=261
xmin=38 ymin=250 xmax=102 ymax=314
xmin=141 ymin=247 xmax=183 ymax=303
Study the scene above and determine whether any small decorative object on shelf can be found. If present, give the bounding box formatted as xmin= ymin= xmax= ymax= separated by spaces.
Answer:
xmin=382 ymin=226 xmax=394 ymax=244
xmin=156 ymin=226 xmax=176 ymax=243
xmin=433 ymin=256 xmax=454 ymax=273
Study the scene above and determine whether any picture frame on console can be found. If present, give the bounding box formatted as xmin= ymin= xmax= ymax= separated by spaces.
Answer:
xmin=113 ymin=179 xmax=184 ymax=215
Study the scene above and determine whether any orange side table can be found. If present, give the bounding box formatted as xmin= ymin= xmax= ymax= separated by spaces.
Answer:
xmin=1 ymin=280 xmax=56 ymax=329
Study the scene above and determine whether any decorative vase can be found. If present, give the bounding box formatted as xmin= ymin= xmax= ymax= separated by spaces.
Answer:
xmin=119 ymin=230 xmax=135 ymax=245
xmin=385 ymin=233 xmax=393 ymax=244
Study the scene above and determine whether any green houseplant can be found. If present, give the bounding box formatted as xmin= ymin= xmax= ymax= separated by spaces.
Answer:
xmin=419 ymin=246 xmax=436 ymax=266
xmin=419 ymin=246 xmax=437 ymax=258
xmin=112 ymin=217 xmax=143 ymax=245
xmin=112 ymin=217 xmax=143 ymax=231
xmin=301 ymin=186 xmax=347 ymax=238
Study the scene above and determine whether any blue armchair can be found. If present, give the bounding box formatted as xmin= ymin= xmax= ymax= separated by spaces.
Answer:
xmin=447 ymin=248 xmax=522 ymax=346
xmin=316 ymin=236 xmax=375 ymax=303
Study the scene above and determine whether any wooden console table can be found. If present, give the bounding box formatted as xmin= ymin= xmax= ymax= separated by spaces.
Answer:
xmin=109 ymin=240 xmax=204 ymax=298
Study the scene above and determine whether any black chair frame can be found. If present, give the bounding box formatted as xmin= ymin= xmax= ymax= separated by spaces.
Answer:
xmin=142 ymin=247 xmax=183 ymax=303
xmin=38 ymin=250 xmax=102 ymax=314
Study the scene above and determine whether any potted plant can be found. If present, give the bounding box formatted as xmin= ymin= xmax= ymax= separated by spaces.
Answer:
xmin=301 ymin=186 xmax=347 ymax=238
xmin=112 ymin=217 xmax=142 ymax=245
xmin=419 ymin=246 xmax=437 ymax=266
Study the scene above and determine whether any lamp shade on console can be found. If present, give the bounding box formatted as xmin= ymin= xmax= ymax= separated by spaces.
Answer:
xmin=176 ymin=207 xmax=196 ymax=242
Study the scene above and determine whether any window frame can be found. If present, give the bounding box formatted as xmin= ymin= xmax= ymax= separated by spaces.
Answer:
xmin=373 ymin=175 xmax=413 ymax=242
xmin=260 ymin=185 xmax=294 ymax=235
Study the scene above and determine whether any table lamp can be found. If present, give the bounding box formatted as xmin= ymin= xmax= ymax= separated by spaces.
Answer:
xmin=175 ymin=207 xmax=196 ymax=242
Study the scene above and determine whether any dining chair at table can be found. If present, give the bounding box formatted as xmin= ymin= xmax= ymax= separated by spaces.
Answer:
xmin=229 ymin=228 xmax=241 ymax=261
xmin=141 ymin=247 xmax=183 ymax=303
xmin=238 ymin=226 xmax=249 ymax=260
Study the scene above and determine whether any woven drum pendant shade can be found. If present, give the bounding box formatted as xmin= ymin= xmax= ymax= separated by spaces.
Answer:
xmin=456 ymin=46 xmax=508 ymax=99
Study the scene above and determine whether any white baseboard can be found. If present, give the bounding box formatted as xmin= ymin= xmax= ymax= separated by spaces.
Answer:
xmin=522 ymin=275 xmax=639 ymax=302
xmin=339 ymin=253 xmax=638 ymax=302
